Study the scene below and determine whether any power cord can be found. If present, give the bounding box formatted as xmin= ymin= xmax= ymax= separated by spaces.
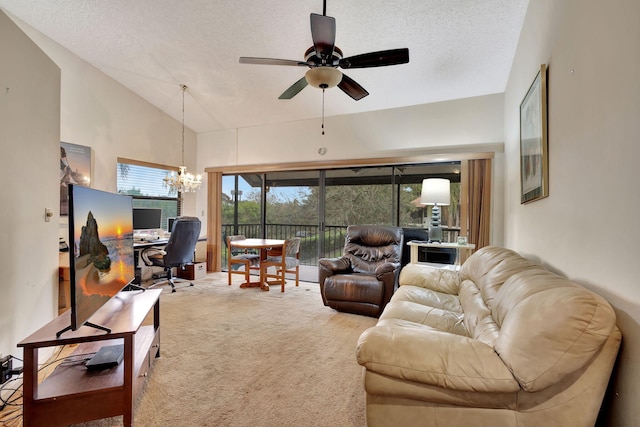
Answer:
xmin=0 ymin=404 xmax=22 ymax=426
xmin=0 ymin=346 xmax=97 ymax=425
xmin=0 ymin=379 xmax=21 ymax=410
xmin=0 ymin=376 xmax=22 ymax=427
xmin=0 ymin=354 xmax=23 ymax=414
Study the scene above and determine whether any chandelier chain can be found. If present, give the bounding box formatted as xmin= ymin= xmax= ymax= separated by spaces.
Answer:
xmin=162 ymin=83 xmax=202 ymax=194
xmin=181 ymin=84 xmax=186 ymax=166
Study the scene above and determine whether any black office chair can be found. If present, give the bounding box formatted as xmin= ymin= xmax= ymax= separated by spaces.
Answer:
xmin=141 ymin=216 xmax=201 ymax=292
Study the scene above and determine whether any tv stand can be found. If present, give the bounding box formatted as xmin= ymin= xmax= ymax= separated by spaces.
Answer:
xmin=18 ymin=289 xmax=162 ymax=427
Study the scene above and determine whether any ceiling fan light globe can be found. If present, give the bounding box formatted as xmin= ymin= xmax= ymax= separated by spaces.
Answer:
xmin=305 ymin=67 xmax=342 ymax=89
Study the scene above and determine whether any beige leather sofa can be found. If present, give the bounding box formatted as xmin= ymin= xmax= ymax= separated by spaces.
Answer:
xmin=356 ymin=246 xmax=621 ymax=427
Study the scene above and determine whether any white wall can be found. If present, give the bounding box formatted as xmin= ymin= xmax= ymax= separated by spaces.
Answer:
xmin=198 ymin=93 xmax=504 ymax=166
xmin=8 ymin=12 xmax=200 ymax=220
xmin=0 ymin=11 xmax=60 ymax=358
xmin=0 ymin=12 xmax=200 ymax=359
xmin=504 ymin=0 xmax=640 ymax=424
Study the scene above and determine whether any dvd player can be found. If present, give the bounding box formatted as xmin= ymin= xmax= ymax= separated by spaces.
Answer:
xmin=86 ymin=344 xmax=125 ymax=371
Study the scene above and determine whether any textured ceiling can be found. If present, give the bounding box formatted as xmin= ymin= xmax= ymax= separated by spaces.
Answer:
xmin=0 ymin=0 xmax=529 ymax=133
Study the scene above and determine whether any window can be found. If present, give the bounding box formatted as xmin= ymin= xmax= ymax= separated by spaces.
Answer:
xmin=116 ymin=160 xmax=180 ymax=231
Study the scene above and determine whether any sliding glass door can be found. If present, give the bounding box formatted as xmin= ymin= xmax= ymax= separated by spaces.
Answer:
xmin=221 ymin=174 xmax=262 ymax=266
xmin=220 ymin=161 xmax=462 ymax=278
xmin=264 ymin=170 xmax=319 ymax=271
xmin=322 ymin=166 xmax=395 ymax=257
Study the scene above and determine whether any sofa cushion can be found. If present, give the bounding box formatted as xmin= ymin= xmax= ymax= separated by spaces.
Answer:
xmin=460 ymin=246 xmax=539 ymax=311
xmin=399 ymin=263 xmax=460 ymax=295
xmin=390 ymin=283 xmax=463 ymax=313
xmin=357 ymin=318 xmax=520 ymax=393
xmin=379 ymin=298 xmax=468 ymax=336
xmin=458 ymin=280 xmax=500 ymax=347
xmin=493 ymin=268 xmax=618 ymax=392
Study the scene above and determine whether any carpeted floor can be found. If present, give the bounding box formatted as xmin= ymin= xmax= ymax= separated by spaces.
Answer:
xmin=74 ymin=273 xmax=377 ymax=426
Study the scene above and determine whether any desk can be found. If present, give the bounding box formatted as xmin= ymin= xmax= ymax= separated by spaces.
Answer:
xmin=132 ymin=237 xmax=206 ymax=284
xmin=133 ymin=236 xmax=207 ymax=249
xmin=132 ymin=239 xmax=168 ymax=285
xmin=407 ymin=241 xmax=476 ymax=268
xmin=229 ymin=238 xmax=285 ymax=291
xmin=133 ymin=238 xmax=169 ymax=248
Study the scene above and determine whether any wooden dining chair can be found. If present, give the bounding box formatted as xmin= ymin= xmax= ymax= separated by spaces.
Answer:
xmin=260 ymin=237 xmax=301 ymax=292
xmin=226 ymin=235 xmax=260 ymax=285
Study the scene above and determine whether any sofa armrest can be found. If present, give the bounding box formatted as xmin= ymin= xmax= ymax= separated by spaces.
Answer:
xmin=318 ymin=256 xmax=351 ymax=274
xmin=375 ymin=261 xmax=402 ymax=311
xmin=399 ymin=263 xmax=460 ymax=295
xmin=356 ymin=319 xmax=519 ymax=393
xmin=318 ymin=256 xmax=352 ymax=305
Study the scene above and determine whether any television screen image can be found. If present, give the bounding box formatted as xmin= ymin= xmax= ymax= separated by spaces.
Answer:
xmin=66 ymin=184 xmax=135 ymax=333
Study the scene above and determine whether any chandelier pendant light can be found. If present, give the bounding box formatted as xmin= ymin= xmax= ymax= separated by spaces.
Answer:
xmin=163 ymin=84 xmax=202 ymax=193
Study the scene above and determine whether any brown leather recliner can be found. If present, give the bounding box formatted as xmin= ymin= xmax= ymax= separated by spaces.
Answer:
xmin=319 ymin=225 xmax=404 ymax=317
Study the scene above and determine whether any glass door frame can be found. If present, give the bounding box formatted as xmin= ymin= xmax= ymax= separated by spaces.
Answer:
xmin=206 ymin=151 xmax=493 ymax=271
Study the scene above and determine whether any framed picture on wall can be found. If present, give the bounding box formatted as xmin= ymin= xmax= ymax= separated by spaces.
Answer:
xmin=60 ymin=141 xmax=92 ymax=216
xmin=520 ymin=64 xmax=548 ymax=204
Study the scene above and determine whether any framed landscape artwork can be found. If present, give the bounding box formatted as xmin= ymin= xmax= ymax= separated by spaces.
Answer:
xmin=60 ymin=141 xmax=92 ymax=216
xmin=520 ymin=64 xmax=548 ymax=204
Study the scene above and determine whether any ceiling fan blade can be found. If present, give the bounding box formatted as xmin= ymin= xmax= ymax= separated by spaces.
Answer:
xmin=310 ymin=13 xmax=336 ymax=61
xmin=239 ymin=57 xmax=308 ymax=67
xmin=278 ymin=77 xmax=309 ymax=99
xmin=338 ymin=74 xmax=369 ymax=101
xmin=339 ymin=48 xmax=409 ymax=69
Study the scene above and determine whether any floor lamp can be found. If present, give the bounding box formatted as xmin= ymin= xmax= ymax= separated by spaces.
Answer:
xmin=420 ymin=178 xmax=451 ymax=242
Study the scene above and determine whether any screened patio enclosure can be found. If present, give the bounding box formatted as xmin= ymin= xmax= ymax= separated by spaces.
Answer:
xmin=220 ymin=162 xmax=465 ymax=282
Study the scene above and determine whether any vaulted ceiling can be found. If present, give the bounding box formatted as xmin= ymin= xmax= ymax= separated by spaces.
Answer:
xmin=0 ymin=0 xmax=529 ymax=133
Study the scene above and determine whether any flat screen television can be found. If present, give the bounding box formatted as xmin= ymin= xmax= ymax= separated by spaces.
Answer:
xmin=58 ymin=184 xmax=136 ymax=336
xmin=133 ymin=208 xmax=162 ymax=230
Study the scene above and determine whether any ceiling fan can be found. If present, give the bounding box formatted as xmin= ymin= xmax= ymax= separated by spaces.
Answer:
xmin=239 ymin=0 xmax=409 ymax=101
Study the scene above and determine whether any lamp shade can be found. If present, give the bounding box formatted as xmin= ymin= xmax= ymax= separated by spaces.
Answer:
xmin=420 ymin=178 xmax=450 ymax=206
xmin=305 ymin=67 xmax=343 ymax=89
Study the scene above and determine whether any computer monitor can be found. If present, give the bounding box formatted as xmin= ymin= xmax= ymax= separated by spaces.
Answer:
xmin=132 ymin=208 xmax=162 ymax=230
xmin=167 ymin=217 xmax=177 ymax=232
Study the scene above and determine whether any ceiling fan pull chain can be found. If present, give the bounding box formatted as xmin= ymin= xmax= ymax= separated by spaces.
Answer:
xmin=322 ymin=88 xmax=325 ymax=135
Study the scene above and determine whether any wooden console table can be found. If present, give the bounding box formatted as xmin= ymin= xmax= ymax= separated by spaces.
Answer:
xmin=18 ymin=289 xmax=162 ymax=427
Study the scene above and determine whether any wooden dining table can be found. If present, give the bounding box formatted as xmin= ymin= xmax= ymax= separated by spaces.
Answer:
xmin=228 ymin=238 xmax=285 ymax=291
